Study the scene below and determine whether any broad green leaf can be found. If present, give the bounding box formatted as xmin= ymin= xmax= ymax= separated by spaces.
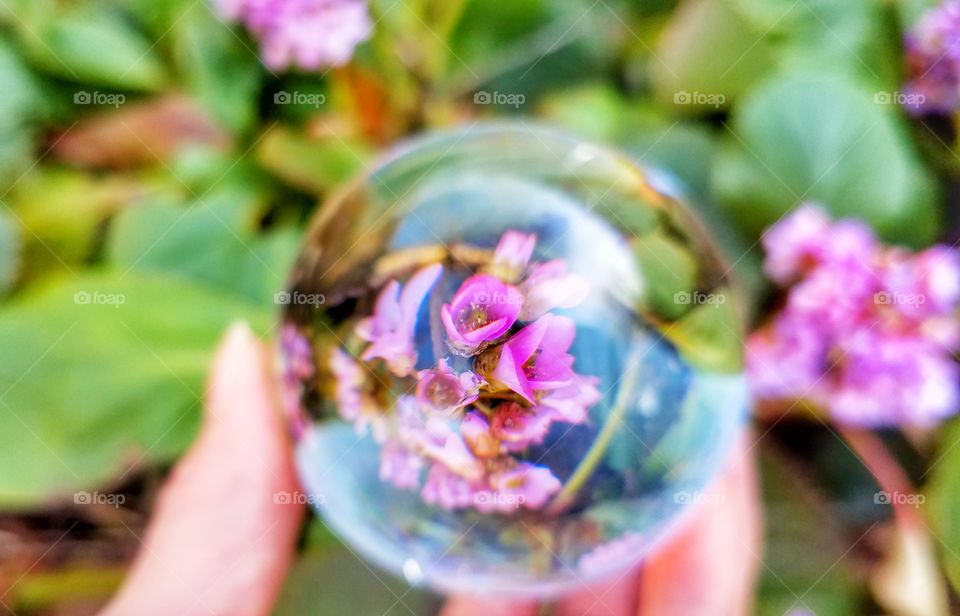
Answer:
xmin=650 ymin=0 xmax=775 ymax=112
xmin=728 ymin=0 xmax=901 ymax=90
xmin=273 ymin=548 xmax=438 ymax=616
xmin=171 ymin=2 xmax=263 ymax=133
xmin=8 ymin=169 xmax=144 ymax=280
xmin=0 ymin=36 xmax=47 ymax=125
xmin=660 ymin=287 xmax=743 ymax=372
xmin=256 ymin=126 xmax=375 ymax=194
xmin=926 ymin=418 xmax=960 ymax=596
xmin=712 ymin=71 xmax=938 ymax=246
xmin=0 ymin=271 xmax=269 ymax=509
xmin=445 ymin=0 xmax=622 ymax=100
xmin=108 ymin=188 xmax=299 ymax=308
xmin=0 ymin=36 xmax=46 ymax=190
xmin=20 ymin=6 xmax=167 ymax=90
xmin=538 ymin=83 xmax=638 ymax=142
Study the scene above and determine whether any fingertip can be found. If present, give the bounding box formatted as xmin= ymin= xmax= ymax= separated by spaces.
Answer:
xmin=553 ymin=569 xmax=641 ymax=616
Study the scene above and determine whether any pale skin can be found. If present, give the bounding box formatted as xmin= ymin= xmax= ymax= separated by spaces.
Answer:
xmin=102 ymin=323 xmax=761 ymax=616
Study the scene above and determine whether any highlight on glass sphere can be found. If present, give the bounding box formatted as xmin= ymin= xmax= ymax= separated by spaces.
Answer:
xmin=277 ymin=123 xmax=748 ymax=597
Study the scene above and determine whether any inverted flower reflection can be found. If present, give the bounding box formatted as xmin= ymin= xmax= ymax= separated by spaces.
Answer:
xmin=327 ymin=230 xmax=599 ymax=513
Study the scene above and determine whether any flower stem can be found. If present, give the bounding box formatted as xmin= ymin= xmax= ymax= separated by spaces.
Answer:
xmin=838 ymin=427 xmax=921 ymax=528
xmin=546 ymin=353 xmax=643 ymax=514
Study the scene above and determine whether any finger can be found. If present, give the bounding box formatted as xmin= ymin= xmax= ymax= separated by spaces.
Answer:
xmin=554 ymin=435 xmax=759 ymax=616
xmin=554 ymin=572 xmax=640 ymax=616
xmin=101 ymin=322 xmax=305 ymax=616
xmin=440 ymin=596 xmax=538 ymax=616
xmin=636 ymin=436 xmax=761 ymax=616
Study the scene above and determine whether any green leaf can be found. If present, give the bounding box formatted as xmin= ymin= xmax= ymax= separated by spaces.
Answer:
xmin=728 ymin=0 xmax=901 ymax=90
xmin=108 ymin=188 xmax=299 ymax=308
xmin=8 ymin=169 xmax=144 ymax=280
xmin=926 ymin=418 xmax=960 ymax=596
xmin=171 ymin=2 xmax=263 ymax=133
xmin=273 ymin=548 xmax=438 ymax=616
xmin=21 ymin=6 xmax=167 ymax=90
xmin=660 ymin=288 xmax=744 ymax=372
xmin=0 ymin=36 xmax=46 ymax=190
xmin=0 ymin=271 xmax=269 ymax=509
xmin=256 ymin=126 xmax=375 ymax=195
xmin=651 ymin=0 xmax=775 ymax=112
xmin=712 ymin=71 xmax=939 ymax=246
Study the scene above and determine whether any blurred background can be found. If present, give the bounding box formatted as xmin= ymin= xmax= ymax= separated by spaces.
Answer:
xmin=0 ymin=0 xmax=959 ymax=614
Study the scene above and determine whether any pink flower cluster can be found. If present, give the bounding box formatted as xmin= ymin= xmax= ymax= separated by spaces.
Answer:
xmin=903 ymin=0 xmax=960 ymax=115
xmin=748 ymin=205 xmax=960 ymax=427
xmin=280 ymin=323 xmax=314 ymax=439
xmin=215 ymin=0 xmax=372 ymax=71
xmin=331 ymin=231 xmax=600 ymax=513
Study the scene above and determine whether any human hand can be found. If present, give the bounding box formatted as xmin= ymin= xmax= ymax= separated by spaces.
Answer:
xmin=102 ymin=323 xmax=760 ymax=616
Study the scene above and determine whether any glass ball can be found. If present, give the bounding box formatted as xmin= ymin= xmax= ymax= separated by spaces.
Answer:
xmin=278 ymin=123 xmax=748 ymax=598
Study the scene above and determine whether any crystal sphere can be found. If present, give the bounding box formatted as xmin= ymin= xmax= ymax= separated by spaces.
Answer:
xmin=278 ymin=123 xmax=748 ymax=598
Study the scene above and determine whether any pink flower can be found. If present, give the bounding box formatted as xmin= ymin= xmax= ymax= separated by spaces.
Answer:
xmin=329 ymin=347 xmax=367 ymax=423
xmin=761 ymin=204 xmax=874 ymax=284
xmin=827 ymin=333 xmax=959 ymax=427
xmin=492 ymin=314 xmax=577 ymax=402
xmin=415 ymin=360 xmax=482 ymax=415
xmin=421 ymin=464 xmax=484 ymax=511
xmin=329 ymin=347 xmax=386 ymax=440
xmin=440 ymin=274 xmax=522 ymax=355
xmin=903 ymin=1 xmax=960 ymax=114
xmin=356 ymin=264 xmax=443 ymax=377
xmin=280 ymin=324 xmax=314 ymax=380
xmin=519 ymin=260 xmax=590 ymax=320
xmin=279 ymin=325 xmax=314 ymax=439
xmin=490 ymin=402 xmax=554 ymax=451
xmin=747 ymin=315 xmax=827 ymax=401
xmin=748 ymin=208 xmax=960 ymax=427
xmin=419 ymin=431 xmax=485 ymax=481
xmin=482 ymin=463 xmax=562 ymax=513
xmin=459 ymin=411 xmax=501 ymax=458
xmin=379 ymin=443 xmax=423 ymax=490
xmin=536 ymin=375 xmax=601 ymax=424
xmin=490 ymin=230 xmax=536 ymax=282
xmin=216 ymin=0 xmax=372 ymax=71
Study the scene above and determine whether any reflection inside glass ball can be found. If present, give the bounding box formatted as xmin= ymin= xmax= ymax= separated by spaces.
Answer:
xmin=278 ymin=124 xmax=748 ymax=597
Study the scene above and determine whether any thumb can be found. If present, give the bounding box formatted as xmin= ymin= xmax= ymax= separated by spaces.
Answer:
xmin=101 ymin=322 xmax=305 ymax=616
